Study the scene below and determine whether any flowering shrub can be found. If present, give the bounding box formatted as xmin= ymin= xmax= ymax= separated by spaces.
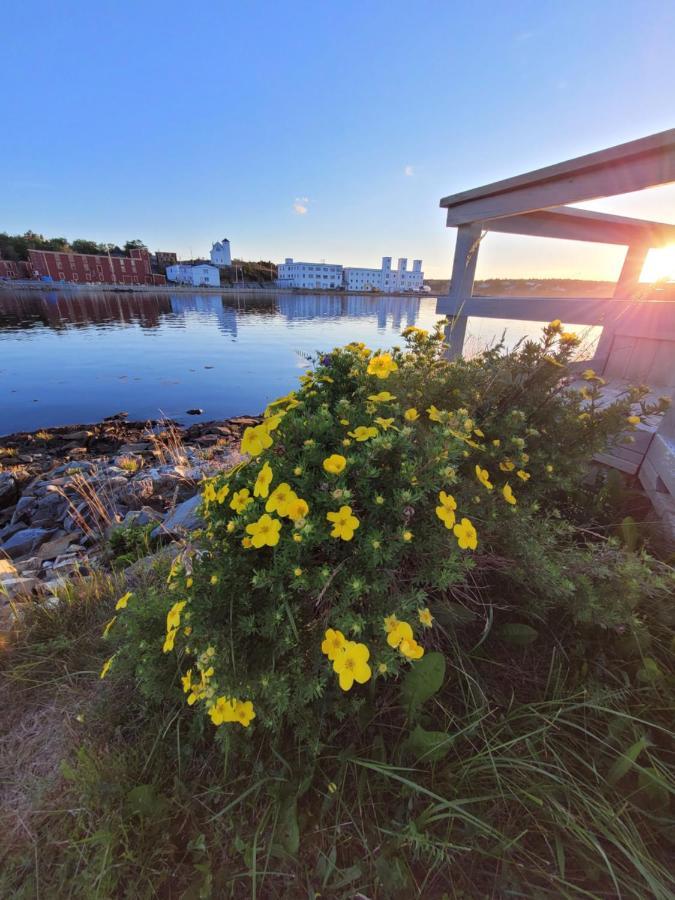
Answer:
xmin=105 ymin=321 xmax=669 ymax=754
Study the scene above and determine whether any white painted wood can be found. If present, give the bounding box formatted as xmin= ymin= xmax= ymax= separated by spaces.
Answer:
xmin=440 ymin=128 xmax=675 ymax=223
xmin=613 ymin=244 xmax=650 ymax=298
xmin=479 ymin=207 xmax=675 ymax=247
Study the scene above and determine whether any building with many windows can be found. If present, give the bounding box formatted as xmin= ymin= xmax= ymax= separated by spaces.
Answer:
xmin=166 ymin=263 xmax=220 ymax=287
xmin=26 ymin=247 xmax=166 ymax=285
xmin=277 ymin=256 xmax=424 ymax=292
xmin=343 ymin=257 xmax=424 ymax=292
xmin=277 ymin=258 xmax=344 ymax=289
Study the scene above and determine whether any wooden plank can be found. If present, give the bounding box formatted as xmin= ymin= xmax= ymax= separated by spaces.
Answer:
xmin=481 ymin=207 xmax=675 ymax=247
xmin=440 ymin=129 xmax=675 ymax=223
xmin=435 ymin=296 xmax=675 ymax=341
xmin=594 ymin=451 xmax=640 ymax=474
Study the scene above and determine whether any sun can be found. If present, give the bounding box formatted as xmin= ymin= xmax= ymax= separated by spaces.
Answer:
xmin=640 ymin=244 xmax=675 ymax=283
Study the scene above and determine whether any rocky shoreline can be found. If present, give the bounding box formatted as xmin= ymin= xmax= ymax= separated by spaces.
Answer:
xmin=0 ymin=414 xmax=257 ymax=627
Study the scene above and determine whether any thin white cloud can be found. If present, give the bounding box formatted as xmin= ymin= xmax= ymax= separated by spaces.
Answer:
xmin=293 ymin=197 xmax=309 ymax=215
xmin=404 ymin=165 xmax=415 ymax=177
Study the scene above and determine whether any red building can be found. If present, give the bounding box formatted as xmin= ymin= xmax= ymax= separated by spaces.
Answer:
xmin=26 ymin=247 xmax=166 ymax=285
xmin=0 ymin=260 xmax=31 ymax=279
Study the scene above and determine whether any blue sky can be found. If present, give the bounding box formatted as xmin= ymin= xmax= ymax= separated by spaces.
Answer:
xmin=2 ymin=0 xmax=674 ymax=279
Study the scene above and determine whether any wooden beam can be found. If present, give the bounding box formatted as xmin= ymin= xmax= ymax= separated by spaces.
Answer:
xmin=613 ymin=245 xmax=650 ymax=298
xmin=479 ymin=206 xmax=675 ymax=247
xmin=443 ymin=224 xmax=482 ymax=359
xmin=440 ymin=129 xmax=675 ymax=225
xmin=435 ymin=296 xmax=675 ymax=341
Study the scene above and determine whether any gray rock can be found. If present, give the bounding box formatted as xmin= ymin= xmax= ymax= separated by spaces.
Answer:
xmin=36 ymin=533 xmax=79 ymax=561
xmin=0 ymin=473 xmax=18 ymax=510
xmin=151 ymin=494 xmax=203 ymax=539
xmin=0 ymin=522 xmax=24 ymax=543
xmin=122 ymin=507 xmax=162 ymax=528
xmin=0 ymin=575 xmax=40 ymax=599
xmin=52 ymin=460 xmax=95 ymax=476
xmin=3 ymin=527 xmax=55 ymax=558
xmin=11 ymin=494 xmax=37 ymax=523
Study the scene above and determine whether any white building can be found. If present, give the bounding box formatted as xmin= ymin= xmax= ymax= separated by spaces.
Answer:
xmin=277 ymin=258 xmax=343 ymax=289
xmin=343 ymin=257 xmax=424 ymax=292
xmin=166 ymin=264 xmax=220 ymax=287
xmin=210 ymin=238 xmax=232 ymax=267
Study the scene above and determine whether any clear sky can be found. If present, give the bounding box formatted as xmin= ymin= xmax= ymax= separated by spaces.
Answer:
xmin=2 ymin=0 xmax=674 ymax=279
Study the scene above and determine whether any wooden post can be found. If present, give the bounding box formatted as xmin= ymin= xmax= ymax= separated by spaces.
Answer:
xmin=443 ymin=223 xmax=482 ymax=359
xmin=592 ymin=243 xmax=650 ymax=373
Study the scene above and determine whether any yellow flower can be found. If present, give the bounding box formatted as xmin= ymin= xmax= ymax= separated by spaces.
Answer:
xmin=186 ymin=577 xmax=193 ymax=588
xmin=582 ymin=368 xmax=597 ymax=380
xmin=210 ymin=574 xmax=219 ymax=585
xmin=253 ymin=461 xmax=273 ymax=498
xmin=374 ymin=417 xmax=396 ymax=431
xmin=216 ymin=484 xmax=230 ymax=504
xmin=546 ymin=464 xmax=554 ymax=473
xmin=285 ymin=494 xmax=309 ymax=521
xmin=367 ymin=352 xmax=398 ymax=379
xmin=292 ymin=533 xmax=303 ymax=543
xmin=627 ymin=415 xmax=640 ymax=425
xmin=402 ymin=530 xmax=413 ymax=542
xmin=163 ymin=627 xmax=179 ymax=653
xmin=342 ymin=438 xmax=351 ymax=447
xmin=332 ymin=641 xmax=372 ymax=691
xmin=453 ymin=517 xmax=478 ymax=550
xmin=387 ymin=620 xmax=413 ymax=648
xmin=102 ymin=616 xmax=116 ymax=638
xmin=516 ymin=470 xmax=530 ymax=481
xmin=209 ymin=696 xmax=237 ymax=726
xmin=418 ymin=607 xmax=433 ymax=628
xmin=548 ymin=319 xmax=562 ymax=331
xmin=560 ymin=331 xmax=579 ymax=345
xmin=348 ymin=425 xmax=378 ymax=441
xmin=293 ymin=567 xmax=303 ymax=577
xmin=100 ymin=655 xmax=115 ymax=679
xmin=404 ymin=407 xmax=419 ymax=421
xmin=368 ymin=391 xmax=396 ymax=403
xmin=463 ymin=418 xmax=474 ymax=432
xmin=435 ymin=490 xmax=457 ymax=529
xmin=492 ymin=439 xmax=501 ymax=447
xmin=293 ymin=466 xmax=303 ymax=476
xmin=321 ymin=627 xmax=347 ymax=660
xmin=245 ymin=513 xmax=282 ymax=548
xmin=399 ymin=638 xmax=425 ymax=660
xmin=264 ymin=414 xmax=283 ymax=432
xmin=499 ymin=460 xmax=516 ymax=472
xmin=234 ymin=700 xmax=256 ymax=727
xmin=427 ymin=404 xmax=444 ymax=422
xmin=323 ymin=454 xmax=347 ymax=475
xmin=339 ymin=418 xmax=350 ymax=426
xmin=502 ymin=483 xmax=517 ymax=505
xmin=266 ymin=482 xmax=294 ymax=516
xmin=242 ymin=537 xmax=252 ymax=548
xmin=474 ymin=427 xmax=484 ymax=438
xmin=115 ymin=591 xmax=132 ymax=611
xmin=181 ymin=669 xmax=193 ymax=693
xmin=230 ymin=488 xmax=253 ymax=513
xmin=167 ymin=600 xmax=187 ymax=632
xmin=240 ymin=423 xmax=273 ymax=457
xmin=226 ymin=521 xmax=235 ymax=533
xmin=375 ymin=495 xmax=385 ymax=505
xmin=475 ymin=465 xmax=493 ymax=491
xmin=377 ymin=662 xmax=388 ymax=674
xmin=383 ymin=614 xmax=399 ymax=633
xmin=326 ymin=505 xmax=360 ymax=540
xmin=203 ymin=481 xmax=216 ymax=504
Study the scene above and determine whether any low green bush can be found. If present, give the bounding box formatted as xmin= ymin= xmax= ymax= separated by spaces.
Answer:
xmin=106 ymin=322 xmax=670 ymax=749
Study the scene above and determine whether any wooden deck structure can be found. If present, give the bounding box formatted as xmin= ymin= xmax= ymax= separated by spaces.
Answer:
xmin=437 ymin=129 xmax=675 ymax=537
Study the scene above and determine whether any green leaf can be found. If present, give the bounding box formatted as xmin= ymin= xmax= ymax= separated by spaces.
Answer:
xmin=405 ymin=724 xmax=452 ymax=763
xmin=637 ymin=657 xmax=663 ymax=683
xmin=636 ymin=766 xmax=670 ymax=812
xmin=401 ymin=651 xmax=445 ymax=718
xmin=499 ymin=623 xmax=539 ymax=646
xmin=125 ymin=784 xmax=168 ymax=819
xmin=607 ymin=736 xmax=647 ymax=785
xmin=276 ymin=796 xmax=300 ymax=856
xmin=618 ymin=515 xmax=640 ymax=551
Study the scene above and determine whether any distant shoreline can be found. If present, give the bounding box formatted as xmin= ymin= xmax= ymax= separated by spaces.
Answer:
xmin=0 ymin=280 xmax=433 ymax=299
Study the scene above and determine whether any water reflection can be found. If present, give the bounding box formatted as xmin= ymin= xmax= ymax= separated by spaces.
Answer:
xmin=0 ymin=289 xmax=433 ymax=434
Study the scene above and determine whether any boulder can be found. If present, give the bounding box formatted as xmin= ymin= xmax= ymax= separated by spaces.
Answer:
xmin=0 ymin=473 xmax=18 ymax=510
xmin=3 ymin=527 xmax=55 ymax=559
xmin=151 ymin=494 xmax=203 ymax=539
xmin=36 ymin=533 xmax=79 ymax=561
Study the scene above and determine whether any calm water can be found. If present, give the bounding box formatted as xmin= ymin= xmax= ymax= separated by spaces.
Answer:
xmin=0 ymin=289 xmax=598 ymax=435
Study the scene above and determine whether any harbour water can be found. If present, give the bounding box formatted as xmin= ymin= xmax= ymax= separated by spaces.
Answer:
xmin=0 ymin=289 xmax=597 ymax=435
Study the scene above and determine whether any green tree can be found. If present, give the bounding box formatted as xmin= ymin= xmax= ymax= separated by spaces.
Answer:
xmin=71 ymin=239 xmax=103 ymax=255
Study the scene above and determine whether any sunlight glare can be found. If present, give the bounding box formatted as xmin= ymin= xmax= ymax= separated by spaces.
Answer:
xmin=640 ymin=244 xmax=675 ymax=283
